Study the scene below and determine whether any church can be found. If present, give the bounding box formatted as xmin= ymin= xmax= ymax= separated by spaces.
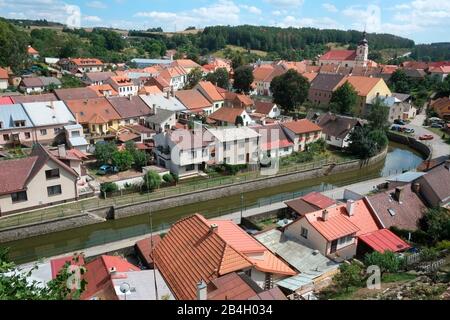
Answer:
xmin=319 ymin=32 xmax=373 ymax=68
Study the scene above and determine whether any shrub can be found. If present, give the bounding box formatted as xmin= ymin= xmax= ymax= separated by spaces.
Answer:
xmin=333 ymin=261 xmax=364 ymax=292
xmin=435 ymin=240 xmax=450 ymax=251
xmin=364 ymin=251 xmax=404 ymax=273
xmin=143 ymin=170 xmax=161 ymax=191
xmin=162 ymin=173 xmax=174 ymax=184
xmin=171 ymin=173 xmax=179 ymax=183
xmin=419 ymin=247 xmax=438 ymax=262
xmin=100 ymin=182 xmax=118 ymax=194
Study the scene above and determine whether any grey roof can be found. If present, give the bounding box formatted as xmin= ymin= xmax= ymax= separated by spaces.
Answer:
xmin=131 ymin=58 xmax=172 ymax=65
xmin=0 ymin=104 xmax=33 ymax=129
xmin=140 ymin=93 xmax=187 ymax=112
xmin=12 ymin=93 xmax=58 ymax=104
xmin=392 ymin=93 xmax=411 ymax=102
xmin=54 ymin=87 xmax=98 ymax=100
xmin=387 ymin=171 xmax=426 ymax=183
xmin=22 ymin=101 xmax=75 ymax=126
xmin=276 ymin=273 xmax=316 ymax=292
xmin=69 ymin=136 xmax=88 ymax=147
xmin=64 ymin=123 xmax=83 ymax=131
xmin=417 ymin=163 xmax=450 ymax=204
xmin=110 ymin=270 xmax=174 ymax=300
xmin=39 ymin=77 xmax=61 ymax=86
xmin=310 ymin=73 xmax=345 ymax=91
xmin=316 ymin=113 xmax=363 ymax=139
xmin=255 ymin=229 xmax=339 ymax=276
xmin=107 ymin=96 xmax=152 ymax=119
xmin=147 ymin=108 xmax=175 ymax=124
xmin=85 ymin=72 xmax=116 ymax=83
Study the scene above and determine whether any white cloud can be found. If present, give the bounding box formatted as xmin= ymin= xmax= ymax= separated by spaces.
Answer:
xmin=135 ymin=0 xmax=241 ymax=30
xmin=240 ymin=4 xmax=262 ymax=15
xmin=86 ymin=1 xmax=107 ymax=9
xmin=277 ymin=15 xmax=342 ymax=29
xmin=342 ymin=5 xmax=381 ymax=32
xmin=322 ymin=3 xmax=338 ymax=13
xmin=272 ymin=10 xmax=288 ymax=16
xmin=265 ymin=0 xmax=304 ymax=7
xmin=83 ymin=15 xmax=102 ymax=22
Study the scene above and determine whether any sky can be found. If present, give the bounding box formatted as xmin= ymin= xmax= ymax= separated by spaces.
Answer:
xmin=1 ymin=0 xmax=450 ymax=44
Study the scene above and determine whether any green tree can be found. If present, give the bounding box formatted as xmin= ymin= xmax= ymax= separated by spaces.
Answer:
xmin=0 ymin=19 xmax=30 ymax=72
xmin=390 ymin=69 xmax=410 ymax=93
xmin=364 ymin=251 xmax=404 ymax=273
xmin=235 ymin=115 xmax=244 ymax=126
xmin=421 ymin=208 xmax=450 ymax=243
xmin=436 ymin=76 xmax=450 ymax=98
xmin=112 ymin=150 xmax=134 ymax=171
xmin=94 ymin=142 xmax=118 ymax=165
xmin=270 ymin=69 xmax=310 ymax=111
xmin=367 ymin=98 xmax=390 ymax=131
xmin=330 ymin=81 xmax=358 ymax=115
xmin=185 ymin=67 xmax=204 ymax=89
xmin=205 ymin=68 xmax=229 ymax=89
xmin=233 ymin=66 xmax=254 ymax=93
xmin=133 ymin=150 xmax=149 ymax=169
xmin=333 ymin=261 xmax=364 ymax=292
xmin=347 ymin=126 xmax=385 ymax=159
xmin=143 ymin=170 xmax=162 ymax=191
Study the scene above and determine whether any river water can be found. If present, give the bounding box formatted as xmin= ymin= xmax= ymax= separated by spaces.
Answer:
xmin=3 ymin=142 xmax=424 ymax=263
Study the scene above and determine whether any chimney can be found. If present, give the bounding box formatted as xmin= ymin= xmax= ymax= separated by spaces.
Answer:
xmin=394 ymin=187 xmax=404 ymax=203
xmin=210 ymin=223 xmax=218 ymax=233
xmin=166 ymin=91 xmax=170 ymax=99
xmin=75 ymin=112 xmax=79 ymax=124
xmin=412 ymin=183 xmax=421 ymax=194
xmin=322 ymin=209 xmax=329 ymax=221
xmin=58 ymin=144 xmax=67 ymax=158
xmin=128 ymin=94 xmax=132 ymax=101
xmin=196 ymin=280 xmax=207 ymax=300
xmin=445 ymin=160 xmax=450 ymax=172
xmin=109 ymin=267 xmax=117 ymax=274
xmin=346 ymin=199 xmax=356 ymax=216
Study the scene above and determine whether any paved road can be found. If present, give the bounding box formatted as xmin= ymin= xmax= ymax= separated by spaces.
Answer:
xmin=405 ymin=114 xmax=450 ymax=158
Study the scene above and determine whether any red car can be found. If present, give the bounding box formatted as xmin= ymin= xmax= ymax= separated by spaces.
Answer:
xmin=419 ymin=134 xmax=434 ymax=141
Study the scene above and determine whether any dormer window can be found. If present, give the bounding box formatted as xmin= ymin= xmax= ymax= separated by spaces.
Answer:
xmin=14 ymin=120 xmax=26 ymax=127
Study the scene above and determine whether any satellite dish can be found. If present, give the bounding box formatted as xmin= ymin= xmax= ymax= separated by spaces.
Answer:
xmin=119 ymin=282 xmax=131 ymax=294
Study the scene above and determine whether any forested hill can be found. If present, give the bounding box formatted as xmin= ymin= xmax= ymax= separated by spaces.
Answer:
xmin=411 ymin=43 xmax=450 ymax=61
xmin=199 ymin=25 xmax=415 ymax=52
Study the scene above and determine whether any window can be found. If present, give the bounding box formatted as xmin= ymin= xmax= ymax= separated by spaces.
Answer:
xmin=54 ymin=128 xmax=61 ymax=135
xmin=238 ymin=154 xmax=245 ymax=161
xmin=185 ymin=164 xmax=195 ymax=172
xmin=40 ymin=129 xmax=47 ymax=136
xmin=45 ymin=169 xmax=60 ymax=179
xmin=238 ymin=141 xmax=245 ymax=148
xmin=14 ymin=120 xmax=26 ymax=127
xmin=25 ymin=132 xmax=31 ymax=139
xmin=191 ymin=150 xmax=197 ymax=159
xmin=11 ymin=191 xmax=27 ymax=203
xmin=301 ymin=227 xmax=308 ymax=239
xmin=3 ymin=134 xmax=9 ymax=141
xmin=47 ymin=185 xmax=62 ymax=196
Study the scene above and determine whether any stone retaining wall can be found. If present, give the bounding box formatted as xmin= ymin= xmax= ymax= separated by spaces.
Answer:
xmin=387 ymin=132 xmax=431 ymax=159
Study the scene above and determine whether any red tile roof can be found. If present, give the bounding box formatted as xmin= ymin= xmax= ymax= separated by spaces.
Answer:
xmin=135 ymin=235 xmax=161 ymax=267
xmin=197 ymin=81 xmax=224 ymax=102
xmin=175 ymin=89 xmax=211 ymax=111
xmin=207 ymin=272 xmax=258 ymax=300
xmin=70 ymin=58 xmax=103 ymax=66
xmin=254 ymin=101 xmax=275 ymax=115
xmin=0 ymin=97 xmax=13 ymax=105
xmin=65 ymin=97 xmax=121 ymax=124
xmin=12 ymin=93 xmax=58 ymax=104
xmin=0 ymin=156 xmax=39 ymax=195
xmin=153 ymin=214 xmax=253 ymax=300
xmin=0 ymin=67 xmax=8 ymax=79
xmin=320 ymin=50 xmax=357 ymax=61
xmin=50 ymin=255 xmax=85 ymax=279
xmin=282 ymin=119 xmax=322 ymax=135
xmin=27 ymin=46 xmax=39 ymax=55
xmin=82 ymin=255 xmax=140 ymax=300
xmin=358 ymin=229 xmax=411 ymax=253
xmin=208 ymin=107 xmax=246 ymax=124
xmin=251 ymin=124 xmax=293 ymax=151
xmin=302 ymin=192 xmax=336 ymax=209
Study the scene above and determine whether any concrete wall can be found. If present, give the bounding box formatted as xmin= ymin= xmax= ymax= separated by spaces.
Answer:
xmin=387 ymin=132 xmax=431 ymax=159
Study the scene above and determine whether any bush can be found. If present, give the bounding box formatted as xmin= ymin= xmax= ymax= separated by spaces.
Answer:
xmin=100 ymin=182 xmax=118 ymax=194
xmin=364 ymin=251 xmax=404 ymax=273
xmin=333 ymin=261 xmax=364 ymax=292
xmin=419 ymin=247 xmax=438 ymax=262
xmin=162 ymin=173 xmax=174 ymax=184
xmin=435 ymin=240 xmax=450 ymax=251
xmin=171 ymin=173 xmax=179 ymax=183
xmin=143 ymin=170 xmax=161 ymax=191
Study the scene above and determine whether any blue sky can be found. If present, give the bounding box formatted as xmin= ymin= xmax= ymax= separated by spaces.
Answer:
xmin=1 ymin=0 xmax=450 ymax=44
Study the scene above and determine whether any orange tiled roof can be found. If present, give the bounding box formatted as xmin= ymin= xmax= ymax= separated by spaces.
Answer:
xmin=0 ymin=67 xmax=8 ymax=79
xmin=208 ymin=107 xmax=245 ymax=124
xmin=65 ymin=97 xmax=121 ymax=125
xmin=339 ymin=76 xmax=385 ymax=96
xmin=70 ymin=58 xmax=103 ymax=66
xmin=89 ymin=84 xmax=118 ymax=97
xmin=153 ymin=214 xmax=253 ymax=300
xmin=197 ymin=81 xmax=224 ymax=102
xmin=27 ymin=46 xmax=39 ymax=55
xmin=139 ymin=85 xmax=162 ymax=95
xmin=109 ymin=76 xmax=133 ymax=87
xmin=302 ymin=72 xmax=318 ymax=82
xmin=320 ymin=50 xmax=356 ymax=61
xmin=175 ymin=89 xmax=211 ymax=111
xmin=282 ymin=119 xmax=322 ymax=135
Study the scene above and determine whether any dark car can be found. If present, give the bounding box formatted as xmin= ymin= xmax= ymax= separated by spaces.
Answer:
xmin=394 ymin=119 xmax=406 ymax=126
xmin=430 ymin=123 xmax=444 ymax=129
xmin=97 ymin=164 xmax=119 ymax=176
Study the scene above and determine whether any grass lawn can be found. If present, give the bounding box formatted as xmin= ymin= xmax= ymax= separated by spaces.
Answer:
xmin=426 ymin=127 xmax=450 ymax=144
xmin=382 ymin=272 xmax=417 ymax=283
xmin=213 ymin=45 xmax=267 ymax=58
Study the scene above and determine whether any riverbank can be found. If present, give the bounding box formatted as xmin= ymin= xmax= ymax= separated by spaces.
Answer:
xmin=0 ymin=148 xmax=388 ymax=243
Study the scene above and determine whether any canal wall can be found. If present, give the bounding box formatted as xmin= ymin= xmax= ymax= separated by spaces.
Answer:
xmin=387 ymin=132 xmax=432 ymax=159
xmin=0 ymin=148 xmax=387 ymax=242
xmin=112 ymin=148 xmax=388 ymax=219
xmin=0 ymin=213 xmax=104 ymax=243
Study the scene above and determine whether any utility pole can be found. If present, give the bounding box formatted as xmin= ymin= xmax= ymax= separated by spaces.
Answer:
xmin=240 ymin=192 xmax=244 ymax=224
xmin=149 ymin=212 xmax=159 ymax=300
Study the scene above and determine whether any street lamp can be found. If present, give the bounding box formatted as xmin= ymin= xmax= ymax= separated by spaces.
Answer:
xmin=119 ymin=282 xmax=131 ymax=301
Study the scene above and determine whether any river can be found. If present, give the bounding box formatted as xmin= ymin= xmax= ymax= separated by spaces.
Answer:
xmin=3 ymin=142 xmax=424 ymax=264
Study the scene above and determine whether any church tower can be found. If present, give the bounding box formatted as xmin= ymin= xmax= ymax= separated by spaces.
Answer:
xmin=355 ymin=31 xmax=369 ymax=67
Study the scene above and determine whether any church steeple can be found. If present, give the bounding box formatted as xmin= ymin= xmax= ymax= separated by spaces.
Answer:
xmin=355 ymin=30 xmax=369 ymax=67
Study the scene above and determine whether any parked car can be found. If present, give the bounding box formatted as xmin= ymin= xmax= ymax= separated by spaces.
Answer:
xmin=404 ymin=128 xmax=415 ymax=134
xmin=390 ymin=125 xmax=402 ymax=132
xmin=419 ymin=134 xmax=434 ymax=141
xmin=430 ymin=123 xmax=444 ymax=129
xmin=97 ymin=164 xmax=119 ymax=176
xmin=394 ymin=119 xmax=406 ymax=125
